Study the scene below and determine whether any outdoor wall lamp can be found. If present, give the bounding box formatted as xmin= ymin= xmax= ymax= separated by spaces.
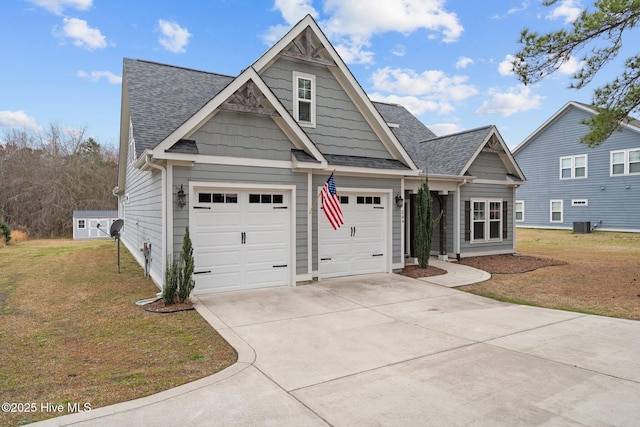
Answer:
xmin=395 ymin=194 xmax=404 ymax=208
xmin=177 ymin=184 xmax=187 ymax=208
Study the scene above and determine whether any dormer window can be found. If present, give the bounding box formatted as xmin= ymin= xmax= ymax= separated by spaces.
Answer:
xmin=293 ymin=71 xmax=315 ymax=127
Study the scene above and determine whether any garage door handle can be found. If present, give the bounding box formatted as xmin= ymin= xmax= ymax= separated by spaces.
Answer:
xmin=272 ymin=264 xmax=288 ymax=268
xmin=273 ymin=206 xmax=288 ymax=209
xmin=372 ymin=253 xmax=384 ymax=257
xmin=321 ymin=257 xmax=332 ymax=261
xmin=241 ymin=232 xmax=246 ymax=244
xmin=194 ymin=206 xmax=211 ymax=210
xmin=374 ymin=206 xmax=384 ymax=209
xmin=194 ymin=270 xmax=212 ymax=275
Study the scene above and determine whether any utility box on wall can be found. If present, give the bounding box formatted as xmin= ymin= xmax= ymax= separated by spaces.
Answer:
xmin=573 ymin=221 xmax=591 ymax=234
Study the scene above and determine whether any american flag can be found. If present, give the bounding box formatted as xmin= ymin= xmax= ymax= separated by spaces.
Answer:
xmin=321 ymin=173 xmax=344 ymax=230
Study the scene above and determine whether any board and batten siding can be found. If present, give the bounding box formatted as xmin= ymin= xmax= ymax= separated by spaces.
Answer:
xmin=190 ymin=110 xmax=294 ymax=161
xmin=172 ymin=164 xmax=310 ymax=276
xmin=260 ymin=58 xmax=390 ymax=158
xmin=120 ymin=161 xmax=163 ymax=284
xmin=515 ymin=105 xmax=640 ymax=231
xmin=311 ymin=174 xmax=402 ymax=271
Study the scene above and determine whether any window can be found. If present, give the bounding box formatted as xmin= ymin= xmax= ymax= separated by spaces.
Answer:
xmin=77 ymin=219 xmax=86 ymax=229
xmin=550 ymin=200 xmax=563 ymax=223
xmin=572 ymin=199 xmax=588 ymax=206
xmin=128 ymin=118 xmax=136 ymax=164
xmin=471 ymin=199 xmax=502 ymax=241
xmin=293 ymin=72 xmax=315 ymax=127
xmin=560 ymin=155 xmax=587 ymax=179
xmin=356 ymin=196 xmax=381 ymax=205
xmin=515 ymin=200 xmax=524 ymax=222
xmin=249 ymin=193 xmax=284 ymax=204
xmin=198 ymin=193 xmax=238 ymax=204
xmin=611 ymin=148 xmax=640 ymax=175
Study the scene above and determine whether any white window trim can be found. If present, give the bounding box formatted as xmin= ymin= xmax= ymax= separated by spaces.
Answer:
xmin=550 ymin=199 xmax=563 ymax=223
xmin=571 ymin=199 xmax=588 ymax=207
xmin=293 ymin=71 xmax=316 ymax=128
xmin=610 ymin=148 xmax=640 ymax=176
xmin=559 ymin=154 xmax=588 ymax=180
xmin=515 ymin=200 xmax=525 ymax=222
xmin=471 ymin=198 xmax=503 ymax=242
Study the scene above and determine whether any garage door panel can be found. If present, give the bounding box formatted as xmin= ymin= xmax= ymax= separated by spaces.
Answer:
xmin=319 ymin=192 xmax=387 ymax=279
xmin=192 ymin=189 xmax=291 ymax=294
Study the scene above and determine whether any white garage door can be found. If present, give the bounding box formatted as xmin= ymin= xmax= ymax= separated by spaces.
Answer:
xmin=191 ymin=189 xmax=290 ymax=294
xmin=319 ymin=193 xmax=387 ymax=278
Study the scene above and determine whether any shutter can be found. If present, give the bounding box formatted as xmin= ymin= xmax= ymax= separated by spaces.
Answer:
xmin=464 ymin=200 xmax=471 ymax=241
xmin=502 ymin=201 xmax=508 ymax=239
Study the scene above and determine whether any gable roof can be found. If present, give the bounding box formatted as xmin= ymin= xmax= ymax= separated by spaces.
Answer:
xmin=123 ymin=59 xmax=233 ymax=158
xmin=252 ymin=15 xmax=418 ymax=171
xmin=513 ymin=101 xmax=640 ymax=155
xmin=374 ymin=100 xmax=525 ymax=180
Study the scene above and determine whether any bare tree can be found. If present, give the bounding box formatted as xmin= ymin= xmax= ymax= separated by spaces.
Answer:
xmin=0 ymin=124 xmax=118 ymax=237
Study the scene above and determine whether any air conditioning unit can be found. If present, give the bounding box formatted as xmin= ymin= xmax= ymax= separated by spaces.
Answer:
xmin=573 ymin=221 xmax=591 ymax=234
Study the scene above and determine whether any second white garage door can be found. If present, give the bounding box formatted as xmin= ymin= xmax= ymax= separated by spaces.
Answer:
xmin=191 ymin=189 xmax=291 ymax=294
xmin=319 ymin=193 xmax=387 ymax=278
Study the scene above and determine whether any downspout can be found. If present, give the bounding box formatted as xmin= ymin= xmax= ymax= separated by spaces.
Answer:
xmin=144 ymin=153 xmax=167 ymax=290
xmin=454 ymin=178 xmax=468 ymax=260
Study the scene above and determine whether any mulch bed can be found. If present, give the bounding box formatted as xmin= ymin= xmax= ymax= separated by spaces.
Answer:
xmin=398 ymin=264 xmax=448 ymax=279
xmin=143 ymin=299 xmax=195 ymax=313
xmin=458 ymin=254 xmax=566 ymax=274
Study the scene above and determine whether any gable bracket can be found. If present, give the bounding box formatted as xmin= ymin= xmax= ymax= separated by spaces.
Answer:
xmin=221 ymin=81 xmax=279 ymax=116
xmin=280 ymin=26 xmax=336 ymax=67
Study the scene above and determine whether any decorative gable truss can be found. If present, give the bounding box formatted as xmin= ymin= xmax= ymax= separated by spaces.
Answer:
xmin=150 ymin=67 xmax=326 ymax=169
xmin=280 ymin=26 xmax=337 ymax=68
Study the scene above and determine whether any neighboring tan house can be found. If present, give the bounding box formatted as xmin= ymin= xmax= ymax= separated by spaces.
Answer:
xmin=114 ymin=15 xmax=525 ymax=294
xmin=72 ymin=210 xmax=119 ymax=240
xmin=513 ymin=101 xmax=640 ymax=232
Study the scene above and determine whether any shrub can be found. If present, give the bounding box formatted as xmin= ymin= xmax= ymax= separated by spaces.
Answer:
xmin=0 ymin=221 xmax=11 ymax=245
xmin=177 ymin=227 xmax=195 ymax=303
xmin=163 ymin=255 xmax=179 ymax=305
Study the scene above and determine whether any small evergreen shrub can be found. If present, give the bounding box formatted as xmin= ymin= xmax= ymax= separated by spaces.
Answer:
xmin=177 ymin=227 xmax=195 ymax=303
xmin=0 ymin=221 xmax=11 ymax=245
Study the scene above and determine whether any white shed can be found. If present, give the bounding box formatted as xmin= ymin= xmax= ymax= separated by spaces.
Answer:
xmin=72 ymin=210 xmax=119 ymax=240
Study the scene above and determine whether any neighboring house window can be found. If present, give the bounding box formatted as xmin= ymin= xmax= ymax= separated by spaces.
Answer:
xmin=611 ymin=148 xmax=640 ymax=175
xmin=471 ymin=199 xmax=502 ymax=241
xmin=293 ymin=71 xmax=315 ymax=127
xmin=572 ymin=199 xmax=588 ymax=206
xmin=77 ymin=219 xmax=86 ymax=229
xmin=560 ymin=155 xmax=587 ymax=179
xmin=550 ymin=200 xmax=563 ymax=223
xmin=515 ymin=201 xmax=524 ymax=222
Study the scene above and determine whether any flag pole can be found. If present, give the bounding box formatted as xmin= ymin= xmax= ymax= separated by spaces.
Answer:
xmin=308 ymin=169 xmax=336 ymax=214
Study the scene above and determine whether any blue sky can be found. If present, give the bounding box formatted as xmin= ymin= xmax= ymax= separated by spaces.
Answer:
xmin=0 ymin=0 xmax=628 ymax=149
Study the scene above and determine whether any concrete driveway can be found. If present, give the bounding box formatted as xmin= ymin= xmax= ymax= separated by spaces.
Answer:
xmin=37 ymin=272 xmax=640 ymax=426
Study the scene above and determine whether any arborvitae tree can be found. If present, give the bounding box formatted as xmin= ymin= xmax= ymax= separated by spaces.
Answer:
xmin=178 ymin=227 xmax=195 ymax=303
xmin=415 ymin=176 xmax=442 ymax=268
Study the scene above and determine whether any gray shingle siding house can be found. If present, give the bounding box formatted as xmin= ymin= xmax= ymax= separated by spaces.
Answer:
xmin=115 ymin=15 xmax=525 ymax=294
xmin=513 ymin=101 xmax=640 ymax=232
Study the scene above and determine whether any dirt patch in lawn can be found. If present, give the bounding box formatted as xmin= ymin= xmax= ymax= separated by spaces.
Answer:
xmin=0 ymin=240 xmax=237 ymax=426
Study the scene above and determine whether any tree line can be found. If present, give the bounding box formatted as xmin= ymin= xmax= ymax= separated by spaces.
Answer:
xmin=0 ymin=124 xmax=118 ymax=238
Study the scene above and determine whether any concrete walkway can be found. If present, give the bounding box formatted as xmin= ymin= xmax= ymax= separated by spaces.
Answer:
xmin=35 ymin=263 xmax=640 ymax=426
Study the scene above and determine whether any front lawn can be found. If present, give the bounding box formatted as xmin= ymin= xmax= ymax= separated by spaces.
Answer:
xmin=0 ymin=239 xmax=237 ymax=426
xmin=460 ymin=228 xmax=640 ymax=321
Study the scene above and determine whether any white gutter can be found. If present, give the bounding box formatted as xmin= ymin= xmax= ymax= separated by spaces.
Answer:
xmin=144 ymin=153 xmax=167 ymax=289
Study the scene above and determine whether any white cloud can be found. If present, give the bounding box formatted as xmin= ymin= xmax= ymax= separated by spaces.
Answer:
xmin=0 ymin=110 xmax=43 ymax=132
xmin=498 ymin=54 xmax=516 ymax=76
xmin=26 ymin=0 xmax=92 ymax=15
xmin=369 ymin=93 xmax=452 ymax=116
xmin=427 ymin=122 xmax=462 ymax=136
xmin=77 ymin=70 xmax=122 ymax=84
xmin=392 ymin=44 xmax=406 ymax=57
xmin=59 ymin=17 xmax=106 ymax=50
xmin=158 ymin=19 xmax=191 ymax=53
xmin=547 ymin=0 xmax=582 ymax=24
xmin=371 ymin=67 xmax=478 ymax=101
xmin=476 ymin=85 xmax=543 ymax=117
xmin=263 ymin=0 xmax=319 ymax=45
xmin=455 ymin=56 xmax=474 ymax=69
xmin=268 ymin=0 xmax=463 ymax=64
xmin=557 ymin=55 xmax=585 ymax=75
